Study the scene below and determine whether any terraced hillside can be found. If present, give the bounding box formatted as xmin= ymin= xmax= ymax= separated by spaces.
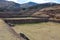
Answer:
xmin=13 ymin=22 xmax=60 ymax=40
xmin=32 ymin=5 xmax=60 ymax=18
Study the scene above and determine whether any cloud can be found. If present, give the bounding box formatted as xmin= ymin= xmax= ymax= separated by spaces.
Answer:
xmin=8 ymin=0 xmax=18 ymax=3
xmin=31 ymin=0 xmax=52 ymax=3
xmin=7 ymin=0 xmax=60 ymax=4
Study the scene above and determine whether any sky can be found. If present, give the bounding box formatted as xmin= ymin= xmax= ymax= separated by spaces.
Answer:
xmin=8 ymin=0 xmax=60 ymax=4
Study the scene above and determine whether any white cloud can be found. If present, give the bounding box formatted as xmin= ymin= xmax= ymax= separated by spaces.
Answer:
xmin=8 ymin=0 xmax=18 ymax=3
xmin=31 ymin=0 xmax=52 ymax=3
xmin=7 ymin=0 xmax=59 ymax=4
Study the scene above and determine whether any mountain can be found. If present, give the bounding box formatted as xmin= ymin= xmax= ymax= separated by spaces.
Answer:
xmin=20 ymin=2 xmax=38 ymax=8
xmin=0 ymin=0 xmax=5 ymax=1
xmin=29 ymin=2 xmax=60 ymax=9
xmin=32 ymin=5 xmax=60 ymax=19
xmin=0 ymin=0 xmax=21 ymax=12
xmin=31 ymin=2 xmax=60 ymax=16
xmin=0 ymin=2 xmax=60 ymax=18
xmin=19 ymin=2 xmax=60 ymax=16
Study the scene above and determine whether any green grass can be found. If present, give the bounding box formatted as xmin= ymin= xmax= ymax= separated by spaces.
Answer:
xmin=13 ymin=22 xmax=60 ymax=40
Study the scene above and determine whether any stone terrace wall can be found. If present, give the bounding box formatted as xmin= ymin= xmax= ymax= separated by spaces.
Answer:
xmin=4 ymin=18 xmax=49 ymax=24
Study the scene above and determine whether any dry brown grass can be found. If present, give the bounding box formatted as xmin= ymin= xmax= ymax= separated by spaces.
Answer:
xmin=13 ymin=22 xmax=60 ymax=40
xmin=0 ymin=19 xmax=21 ymax=40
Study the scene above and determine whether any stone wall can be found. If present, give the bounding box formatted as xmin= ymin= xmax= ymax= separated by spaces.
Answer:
xmin=4 ymin=18 xmax=49 ymax=24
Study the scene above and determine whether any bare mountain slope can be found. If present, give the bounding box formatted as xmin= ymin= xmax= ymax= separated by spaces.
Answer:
xmin=0 ymin=0 xmax=20 ymax=11
xmin=20 ymin=2 xmax=38 ymax=8
xmin=32 ymin=5 xmax=60 ymax=18
xmin=0 ymin=2 xmax=60 ymax=18
xmin=19 ymin=2 xmax=60 ymax=16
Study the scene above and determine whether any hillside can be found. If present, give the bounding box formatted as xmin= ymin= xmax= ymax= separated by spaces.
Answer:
xmin=0 ymin=0 xmax=21 ymax=12
xmin=0 ymin=2 xmax=60 ymax=18
xmin=20 ymin=2 xmax=38 ymax=8
xmin=32 ymin=5 xmax=60 ymax=21
xmin=0 ymin=19 xmax=21 ymax=40
xmin=18 ymin=2 xmax=60 ymax=17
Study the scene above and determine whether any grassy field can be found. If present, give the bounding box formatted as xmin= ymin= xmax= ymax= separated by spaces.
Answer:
xmin=13 ymin=22 xmax=60 ymax=40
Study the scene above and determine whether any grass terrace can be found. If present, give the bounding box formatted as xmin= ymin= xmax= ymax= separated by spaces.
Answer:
xmin=12 ymin=22 xmax=60 ymax=40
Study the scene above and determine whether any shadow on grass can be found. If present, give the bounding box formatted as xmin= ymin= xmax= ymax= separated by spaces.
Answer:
xmin=14 ymin=21 xmax=48 ymax=25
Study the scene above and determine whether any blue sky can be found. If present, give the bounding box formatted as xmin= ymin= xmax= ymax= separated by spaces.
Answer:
xmin=8 ymin=0 xmax=60 ymax=4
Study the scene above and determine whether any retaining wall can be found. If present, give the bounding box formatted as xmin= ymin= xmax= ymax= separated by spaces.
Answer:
xmin=4 ymin=18 xmax=49 ymax=24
